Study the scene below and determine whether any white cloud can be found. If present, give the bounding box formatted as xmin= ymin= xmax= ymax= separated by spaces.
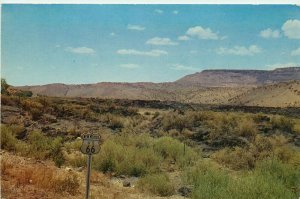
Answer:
xmin=190 ymin=50 xmax=197 ymax=54
xmin=291 ymin=47 xmax=300 ymax=56
xmin=259 ymin=28 xmax=280 ymax=38
xmin=266 ymin=62 xmax=300 ymax=70
xmin=282 ymin=19 xmax=300 ymax=39
xmin=110 ymin=32 xmax=116 ymax=36
xmin=65 ymin=47 xmax=95 ymax=54
xmin=127 ymin=24 xmax=145 ymax=31
xmin=170 ymin=64 xmax=198 ymax=71
xmin=154 ymin=9 xmax=163 ymax=14
xmin=216 ymin=45 xmax=262 ymax=56
xmin=173 ymin=10 xmax=179 ymax=15
xmin=55 ymin=44 xmax=61 ymax=48
xmin=120 ymin=64 xmax=140 ymax=69
xmin=186 ymin=26 xmax=219 ymax=40
xmin=146 ymin=37 xmax=178 ymax=46
xmin=178 ymin=35 xmax=190 ymax=41
xmin=117 ymin=49 xmax=168 ymax=57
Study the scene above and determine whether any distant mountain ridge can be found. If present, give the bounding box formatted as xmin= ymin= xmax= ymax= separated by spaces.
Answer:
xmin=176 ymin=67 xmax=300 ymax=87
xmin=18 ymin=67 xmax=300 ymax=107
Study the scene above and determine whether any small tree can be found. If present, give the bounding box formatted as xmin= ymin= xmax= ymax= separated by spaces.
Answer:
xmin=16 ymin=90 xmax=33 ymax=97
xmin=1 ymin=78 xmax=9 ymax=95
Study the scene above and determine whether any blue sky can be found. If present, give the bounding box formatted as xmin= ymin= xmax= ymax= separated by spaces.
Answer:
xmin=2 ymin=4 xmax=300 ymax=86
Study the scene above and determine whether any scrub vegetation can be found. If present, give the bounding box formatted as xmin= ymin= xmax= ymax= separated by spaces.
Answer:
xmin=1 ymin=84 xmax=300 ymax=198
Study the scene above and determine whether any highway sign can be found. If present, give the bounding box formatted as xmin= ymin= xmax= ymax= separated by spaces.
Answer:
xmin=80 ymin=134 xmax=100 ymax=155
xmin=80 ymin=133 xmax=101 ymax=199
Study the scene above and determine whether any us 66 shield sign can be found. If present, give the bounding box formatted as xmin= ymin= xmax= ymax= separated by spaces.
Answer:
xmin=80 ymin=134 xmax=101 ymax=155
xmin=80 ymin=133 xmax=101 ymax=199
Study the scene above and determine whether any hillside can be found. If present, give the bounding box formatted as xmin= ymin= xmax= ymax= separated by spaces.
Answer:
xmin=17 ymin=67 xmax=300 ymax=107
xmin=230 ymin=80 xmax=300 ymax=107
xmin=175 ymin=67 xmax=300 ymax=87
xmin=2 ymin=94 xmax=300 ymax=199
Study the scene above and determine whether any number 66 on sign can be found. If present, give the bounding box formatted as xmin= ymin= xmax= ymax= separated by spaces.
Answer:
xmin=80 ymin=133 xmax=101 ymax=199
xmin=80 ymin=134 xmax=101 ymax=155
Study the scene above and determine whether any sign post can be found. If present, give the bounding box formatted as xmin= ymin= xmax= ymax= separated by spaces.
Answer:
xmin=80 ymin=134 xmax=101 ymax=199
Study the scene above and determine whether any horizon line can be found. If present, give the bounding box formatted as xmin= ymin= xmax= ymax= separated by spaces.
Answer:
xmin=10 ymin=66 xmax=300 ymax=87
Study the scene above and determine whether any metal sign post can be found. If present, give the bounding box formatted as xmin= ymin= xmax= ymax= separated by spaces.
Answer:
xmin=80 ymin=134 xmax=101 ymax=199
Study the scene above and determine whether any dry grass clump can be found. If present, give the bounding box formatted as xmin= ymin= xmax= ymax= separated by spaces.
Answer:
xmin=271 ymin=115 xmax=295 ymax=133
xmin=1 ymin=95 xmax=20 ymax=106
xmin=162 ymin=112 xmax=190 ymax=131
xmin=52 ymin=172 xmax=81 ymax=194
xmin=235 ymin=117 xmax=258 ymax=139
xmin=212 ymin=147 xmax=255 ymax=170
xmin=212 ymin=134 xmax=300 ymax=170
xmin=100 ymin=113 xmax=124 ymax=129
xmin=137 ymin=173 xmax=175 ymax=196
xmin=21 ymin=99 xmax=44 ymax=120
xmin=64 ymin=151 xmax=86 ymax=167
xmin=2 ymin=158 xmax=80 ymax=195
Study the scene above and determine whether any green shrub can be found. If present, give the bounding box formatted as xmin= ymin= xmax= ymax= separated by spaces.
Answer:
xmin=94 ymin=133 xmax=199 ymax=176
xmin=27 ymin=131 xmax=65 ymax=165
xmin=1 ymin=125 xmax=28 ymax=154
xmin=27 ymin=131 xmax=51 ymax=159
xmin=137 ymin=173 xmax=175 ymax=196
xmin=15 ymin=90 xmax=33 ymax=97
xmin=212 ymin=134 xmax=299 ymax=170
xmin=50 ymin=137 xmax=65 ymax=167
xmin=94 ymin=135 xmax=160 ymax=176
xmin=185 ymin=161 xmax=231 ymax=199
xmin=64 ymin=139 xmax=82 ymax=152
xmin=1 ymin=78 xmax=9 ymax=95
xmin=185 ymin=159 xmax=299 ymax=199
xmin=1 ymin=125 xmax=19 ymax=151
xmin=64 ymin=152 xmax=86 ymax=167
xmin=154 ymin=136 xmax=198 ymax=168
xmin=255 ymin=159 xmax=300 ymax=192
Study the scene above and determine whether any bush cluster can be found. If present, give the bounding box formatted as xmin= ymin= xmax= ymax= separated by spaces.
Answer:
xmin=185 ymin=159 xmax=300 ymax=199
xmin=212 ymin=134 xmax=300 ymax=170
xmin=1 ymin=125 xmax=65 ymax=167
xmin=137 ymin=173 xmax=175 ymax=196
xmin=94 ymin=133 xmax=199 ymax=177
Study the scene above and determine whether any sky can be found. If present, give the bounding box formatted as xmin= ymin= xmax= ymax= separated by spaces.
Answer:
xmin=1 ymin=4 xmax=300 ymax=86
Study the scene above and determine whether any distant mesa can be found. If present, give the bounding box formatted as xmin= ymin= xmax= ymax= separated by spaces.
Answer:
xmin=175 ymin=67 xmax=300 ymax=87
xmin=17 ymin=67 xmax=300 ymax=107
